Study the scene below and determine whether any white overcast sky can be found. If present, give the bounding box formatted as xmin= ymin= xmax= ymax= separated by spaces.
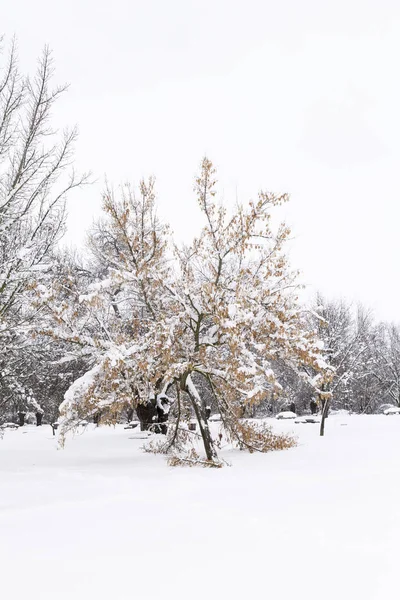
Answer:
xmin=3 ymin=0 xmax=400 ymax=321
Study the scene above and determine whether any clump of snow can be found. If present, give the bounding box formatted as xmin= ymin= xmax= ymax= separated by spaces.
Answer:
xmin=60 ymin=364 xmax=102 ymax=415
xmin=379 ymin=404 xmax=396 ymax=413
xmin=276 ymin=411 xmax=297 ymax=420
xmin=156 ymin=393 xmax=173 ymax=415
xmin=186 ymin=374 xmax=202 ymax=403
xmin=0 ymin=422 xmax=19 ymax=430
xmin=384 ymin=407 xmax=400 ymax=415
xmin=209 ymin=413 xmax=222 ymax=422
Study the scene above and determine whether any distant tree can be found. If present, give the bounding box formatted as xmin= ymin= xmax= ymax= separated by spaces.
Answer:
xmin=308 ymin=296 xmax=371 ymax=434
xmin=304 ymin=296 xmax=400 ymax=429
xmin=369 ymin=322 xmax=400 ymax=408
xmin=344 ymin=306 xmax=380 ymax=413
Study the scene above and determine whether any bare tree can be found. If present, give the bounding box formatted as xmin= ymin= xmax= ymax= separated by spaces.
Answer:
xmin=369 ymin=323 xmax=400 ymax=408
xmin=0 ymin=39 xmax=88 ymax=420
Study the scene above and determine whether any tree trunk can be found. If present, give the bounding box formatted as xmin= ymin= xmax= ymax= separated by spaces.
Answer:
xmin=36 ymin=412 xmax=43 ymax=426
xmin=136 ymin=402 xmax=156 ymax=431
xmin=319 ymin=398 xmax=330 ymax=436
xmin=186 ymin=387 xmax=218 ymax=462
xmin=18 ymin=412 xmax=26 ymax=427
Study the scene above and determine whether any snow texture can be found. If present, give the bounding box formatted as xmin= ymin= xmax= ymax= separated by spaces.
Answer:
xmin=1 ymin=415 xmax=400 ymax=600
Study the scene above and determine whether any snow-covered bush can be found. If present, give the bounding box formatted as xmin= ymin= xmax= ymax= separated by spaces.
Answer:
xmin=384 ymin=407 xmax=400 ymax=416
xmin=379 ymin=404 xmax=395 ymax=413
xmin=276 ymin=411 xmax=297 ymax=420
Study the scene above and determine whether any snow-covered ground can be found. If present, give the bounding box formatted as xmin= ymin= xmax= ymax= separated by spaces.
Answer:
xmin=1 ymin=415 xmax=400 ymax=600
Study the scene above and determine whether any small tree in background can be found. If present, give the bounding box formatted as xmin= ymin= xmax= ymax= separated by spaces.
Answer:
xmin=369 ymin=322 xmax=400 ymax=408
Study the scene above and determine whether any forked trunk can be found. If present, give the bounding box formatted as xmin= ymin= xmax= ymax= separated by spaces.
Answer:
xmin=186 ymin=385 xmax=218 ymax=462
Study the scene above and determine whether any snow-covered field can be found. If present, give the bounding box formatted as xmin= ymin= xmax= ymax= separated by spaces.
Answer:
xmin=1 ymin=415 xmax=400 ymax=600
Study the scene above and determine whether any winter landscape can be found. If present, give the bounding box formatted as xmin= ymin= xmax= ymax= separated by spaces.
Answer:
xmin=2 ymin=2 xmax=400 ymax=599
xmin=2 ymin=413 xmax=400 ymax=600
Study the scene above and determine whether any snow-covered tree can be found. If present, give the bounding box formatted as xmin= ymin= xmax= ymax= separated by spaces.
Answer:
xmin=54 ymin=159 xmax=329 ymax=464
xmin=369 ymin=322 xmax=400 ymax=408
xmin=0 ymin=39 xmax=87 ymax=421
xmin=137 ymin=159 xmax=329 ymax=461
xmin=38 ymin=177 xmax=172 ymax=434
xmin=307 ymin=296 xmax=374 ymax=433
